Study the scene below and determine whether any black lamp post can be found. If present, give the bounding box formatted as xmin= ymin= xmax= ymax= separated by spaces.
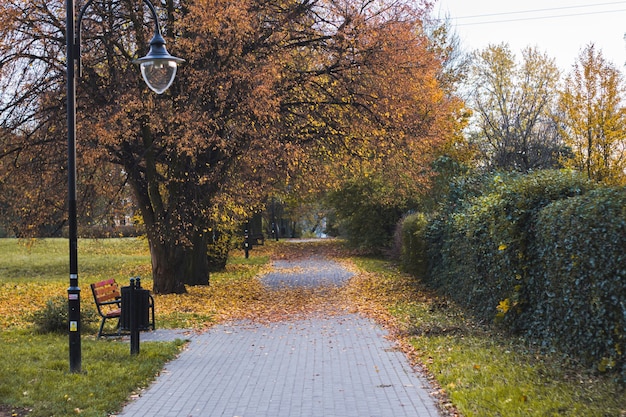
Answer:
xmin=66 ymin=0 xmax=183 ymax=373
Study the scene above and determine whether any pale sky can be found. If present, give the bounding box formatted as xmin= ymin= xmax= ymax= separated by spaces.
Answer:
xmin=434 ymin=0 xmax=626 ymax=72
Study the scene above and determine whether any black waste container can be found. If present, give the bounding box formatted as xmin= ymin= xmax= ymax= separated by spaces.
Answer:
xmin=120 ymin=286 xmax=152 ymax=331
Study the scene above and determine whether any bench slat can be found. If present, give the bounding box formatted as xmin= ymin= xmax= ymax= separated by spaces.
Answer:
xmin=91 ymin=279 xmax=123 ymax=338
xmin=92 ymin=278 xmax=116 ymax=288
xmin=93 ymin=289 xmax=120 ymax=301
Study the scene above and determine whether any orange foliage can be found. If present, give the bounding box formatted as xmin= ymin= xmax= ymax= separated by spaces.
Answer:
xmin=1 ymin=0 xmax=461 ymax=294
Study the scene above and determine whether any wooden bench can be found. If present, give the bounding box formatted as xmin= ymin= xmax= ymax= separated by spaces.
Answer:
xmin=91 ymin=279 xmax=122 ymax=338
xmin=91 ymin=278 xmax=156 ymax=338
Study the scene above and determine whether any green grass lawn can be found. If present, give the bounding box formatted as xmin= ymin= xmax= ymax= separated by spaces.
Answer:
xmin=0 ymin=238 xmax=151 ymax=282
xmin=0 ymin=237 xmax=269 ymax=416
xmin=0 ymin=330 xmax=184 ymax=417
xmin=0 ymin=238 xmax=179 ymax=416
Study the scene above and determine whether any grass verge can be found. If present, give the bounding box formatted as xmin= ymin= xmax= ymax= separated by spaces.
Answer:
xmin=0 ymin=237 xmax=271 ymax=416
xmin=348 ymin=256 xmax=626 ymax=417
xmin=0 ymin=330 xmax=184 ymax=417
xmin=2 ymin=238 xmax=624 ymax=416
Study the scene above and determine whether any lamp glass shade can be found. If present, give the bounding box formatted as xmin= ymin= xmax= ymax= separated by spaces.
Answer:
xmin=139 ymin=59 xmax=178 ymax=94
xmin=133 ymin=31 xmax=184 ymax=94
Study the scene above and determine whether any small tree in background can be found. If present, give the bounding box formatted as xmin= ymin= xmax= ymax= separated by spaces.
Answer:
xmin=469 ymin=44 xmax=567 ymax=172
xmin=557 ymin=44 xmax=626 ymax=185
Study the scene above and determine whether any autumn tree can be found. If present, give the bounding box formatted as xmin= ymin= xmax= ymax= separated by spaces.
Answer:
xmin=319 ymin=11 xmax=467 ymax=250
xmin=557 ymin=44 xmax=626 ymax=185
xmin=0 ymin=0 xmax=151 ymax=238
xmin=0 ymin=0 xmax=458 ymax=293
xmin=468 ymin=44 xmax=567 ymax=172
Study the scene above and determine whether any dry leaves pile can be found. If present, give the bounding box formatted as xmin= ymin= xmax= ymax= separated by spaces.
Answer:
xmin=156 ymin=241 xmax=386 ymax=327
xmin=0 ymin=282 xmax=65 ymax=329
xmin=0 ymin=240 xmax=425 ymax=332
xmin=145 ymin=239 xmax=430 ymax=332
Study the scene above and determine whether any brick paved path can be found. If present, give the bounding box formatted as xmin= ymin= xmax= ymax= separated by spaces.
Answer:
xmin=116 ymin=257 xmax=441 ymax=417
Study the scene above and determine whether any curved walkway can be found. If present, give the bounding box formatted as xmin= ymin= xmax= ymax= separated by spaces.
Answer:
xmin=115 ymin=258 xmax=441 ymax=417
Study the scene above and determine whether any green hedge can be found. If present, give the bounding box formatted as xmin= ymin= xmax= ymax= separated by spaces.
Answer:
xmin=424 ymin=170 xmax=594 ymax=321
xmin=526 ymin=188 xmax=626 ymax=378
xmin=402 ymin=170 xmax=626 ymax=380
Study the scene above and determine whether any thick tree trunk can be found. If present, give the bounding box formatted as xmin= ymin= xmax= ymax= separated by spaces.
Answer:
xmin=183 ymin=230 xmax=210 ymax=286
xmin=129 ymin=172 xmax=213 ymax=292
xmin=145 ymin=226 xmax=211 ymax=293
xmin=148 ymin=234 xmax=187 ymax=294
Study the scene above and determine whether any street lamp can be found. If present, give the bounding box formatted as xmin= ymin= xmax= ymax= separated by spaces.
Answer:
xmin=133 ymin=28 xmax=185 ymax=94
xmin=66 ymin=0 xmax=183 ymax=373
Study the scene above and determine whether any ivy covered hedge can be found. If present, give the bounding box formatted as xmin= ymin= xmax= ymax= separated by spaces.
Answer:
xmin=526 ymin=188 xmax=626 ymax=377
xmin=401 ymin=170 xmax=626 ymax=380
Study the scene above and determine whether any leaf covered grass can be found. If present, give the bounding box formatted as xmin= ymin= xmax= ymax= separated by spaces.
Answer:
xmin=1 ymin=237 xmax=625 ymax=416
xmin=0 ymin=238 xmax=271 ymax=331
xmin=0 ymin=237 xmax=273 ymax=416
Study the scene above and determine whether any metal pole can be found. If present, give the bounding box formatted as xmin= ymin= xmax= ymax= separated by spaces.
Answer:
xmin=244 ymin=228 xmax=250 ymax=259
xmin=271 ymin=198 xmax=278 ymax=241
xmin=130 ymin=278 xmax=140 ymax=355
xmin=64 ymin=0 xmax=180 ymax=371
xmin=66 ymin=0 xmax=81 ymax=374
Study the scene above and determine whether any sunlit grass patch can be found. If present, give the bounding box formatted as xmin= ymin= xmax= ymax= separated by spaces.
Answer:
xmin=0 ymin=238 xmax=272 ymax=331
xmin=0 ymin=238 xmax=150 ymax=331
xmin=411 ymin=331 xmax=626 ymax=416
xmin=0 ymin=238 xmax=150 ymax=282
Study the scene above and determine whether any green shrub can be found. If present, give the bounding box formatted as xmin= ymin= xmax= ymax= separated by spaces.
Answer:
xmin=327 ymin=178 xmax=407 ymax=252
xmin=416 ymin=170 xmax=626 ymax=380
xmin=30 ymin=296 xmax=98 ymax=334
xmin=527 ymin=187 xmax=626 ymax=380
xmin=426 ymin=170 xmax=594 ymax=322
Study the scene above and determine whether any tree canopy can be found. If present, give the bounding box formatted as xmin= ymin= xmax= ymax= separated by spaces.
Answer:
xmin=468 ymin=44 xmax=565 ymax=172
xmin=0 ymin=0 xmax=460 ymax=293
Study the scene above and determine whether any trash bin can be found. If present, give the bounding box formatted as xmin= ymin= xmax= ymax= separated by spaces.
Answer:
xmin=120 ymin=284 xmax=152 ymax=331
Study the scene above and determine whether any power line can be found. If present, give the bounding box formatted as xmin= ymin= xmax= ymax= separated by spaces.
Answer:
xmin=453 ymin=1 xmax=626 ymax=20
xmin=455 ymin=8 xmax=626 ymax=26
xmin=441 ymin=2 xmax=626 ymax=26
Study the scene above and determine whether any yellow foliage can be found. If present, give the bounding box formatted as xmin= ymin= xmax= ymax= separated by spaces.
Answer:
xmin=496 ymin=298 xmax=511 ymax=319
xmin=0 ymin=282 xmax=67 ymax=328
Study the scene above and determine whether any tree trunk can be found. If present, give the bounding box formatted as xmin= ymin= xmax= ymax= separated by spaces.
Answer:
xmin=143 ymin=222 xmax=212 ymax=293
xmin=148 ymin=233 xmax=187 ymax=294
xmin=183 ymin=230 xmax=210 ymax=286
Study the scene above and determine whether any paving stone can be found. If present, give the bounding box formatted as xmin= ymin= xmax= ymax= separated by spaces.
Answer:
xmin=115 ymin=259 xmax=441 ymax=417
xmin=262 ymin=258 xmax=354 ymax=289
